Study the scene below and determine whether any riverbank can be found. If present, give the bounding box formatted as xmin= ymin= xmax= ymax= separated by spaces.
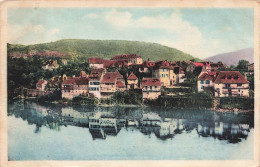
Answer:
xmin=9 ymin=94 xmax=254 ymax=113
xmin=8 ymin=98 xmax=254 ymax=114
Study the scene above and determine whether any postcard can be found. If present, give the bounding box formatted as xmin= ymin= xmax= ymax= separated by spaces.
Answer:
xmin=0 ymin=0 xmax=259 ymax=167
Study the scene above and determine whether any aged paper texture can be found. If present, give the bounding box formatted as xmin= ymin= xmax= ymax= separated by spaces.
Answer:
xmin=0 ymin=0 xmax=260 ymax=167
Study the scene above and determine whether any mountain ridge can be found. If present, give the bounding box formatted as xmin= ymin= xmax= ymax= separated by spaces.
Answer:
xmin=7 ymin=39 xmax=200 ymax=62
xmin=204 ymin=48 xmax=254 ymax=67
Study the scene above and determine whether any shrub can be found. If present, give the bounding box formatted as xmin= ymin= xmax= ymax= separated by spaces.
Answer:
xmin=159 ymin=92 xmax=213 ymax=109
xmin=220 ymin=97 xmax=254 ymax=109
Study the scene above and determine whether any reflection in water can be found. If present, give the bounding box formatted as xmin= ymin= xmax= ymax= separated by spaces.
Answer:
xmin=8 ymin=100 xmax=254 ymax=144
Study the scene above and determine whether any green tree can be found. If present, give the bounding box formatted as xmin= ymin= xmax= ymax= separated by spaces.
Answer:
xmin=180 ymin=71 xmax=198 ymax=92
xmin=247 ymin=74 xmax=254 ymax=90
xmin=236 ymin=60 xmax=249 ymax=69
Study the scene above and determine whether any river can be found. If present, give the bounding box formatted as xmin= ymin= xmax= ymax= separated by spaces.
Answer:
xmin=8 ymin=100 xmax=254 ymax=160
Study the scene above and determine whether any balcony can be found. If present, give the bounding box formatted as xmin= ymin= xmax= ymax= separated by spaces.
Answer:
xmin=100 ymin=87 xmax=116 ymax=93
xmin=222 ymin=86 xmax=249 ymax=89
xmin=143 ymin=89 xmax=161 ymax=92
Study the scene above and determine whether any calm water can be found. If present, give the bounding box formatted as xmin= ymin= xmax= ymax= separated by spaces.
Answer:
xmin=8 ymin=100 xmax=254 ymax=160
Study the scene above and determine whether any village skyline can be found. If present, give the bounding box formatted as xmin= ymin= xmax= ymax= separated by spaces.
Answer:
xmin=8 ymin=52 xmax=253 ymax=110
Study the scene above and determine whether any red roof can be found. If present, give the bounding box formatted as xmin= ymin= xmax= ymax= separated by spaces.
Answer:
xmin=198 ymin=73 xmax=214 ymax=80
xmin=89 ymin=57 xmax=104 ymax=64
xmin=90 ymin=68 xmax=105 ymax=74
xmin=128 ymin=73 xmax=138 ymax=80
xmin=89 ymin=68 xmax=105 ymax=80
xmin=208 ymin=70 xmax=217 ymax=76
xmin=141 ymin=61 xmax=156 ymax=67
xmin=115 ymin=60 xmax=128 ymax=66
xmin=62 ymin=77 xmax=89 ymax=85
xmin=103 ymin=60 xmax=117 ymax=68
xmin=193 ymin=62 xmax=204 ymax=67
xmin=214 ymin=71 xmax=249 ymax=84
xmin=75 ymin=77 xmax=89 ymax=85
xmin=150 ymin=60 xmax=179 ymax=69
xmin=62 ymin=78 xmax=76 ymax=85
xmin=111 ymin=54 xmax=140 ymax=60
xmin=101 ymin=71 xmax=123 ymax=83
xmin=142 ymin=78 xmax=161 ymax=86
xmin=200 ymin=61 xmax=211 ymax=67
xmin=36 ymin=80 xmax=46 ymax=85
xmin=116 ymin=81 xmax=125 ymax=88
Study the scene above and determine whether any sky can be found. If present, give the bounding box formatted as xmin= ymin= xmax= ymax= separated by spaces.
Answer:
xmin=7 ymin=8 xmax=254 ymax=59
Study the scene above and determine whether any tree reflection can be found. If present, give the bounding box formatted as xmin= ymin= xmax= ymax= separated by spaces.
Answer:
xmin=8 ymin=100 xmax=253 ymax=143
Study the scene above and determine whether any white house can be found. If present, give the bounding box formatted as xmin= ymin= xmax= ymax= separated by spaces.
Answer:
xmin=88 ymin=68 xmax=105 ymax=99
xmin=197 ymin=73 xmax=214 ymax=92
xmin=89 ymin=57 xmax=104 ymax=68
xmin=214 ymin=71 xmax=249 ymax=97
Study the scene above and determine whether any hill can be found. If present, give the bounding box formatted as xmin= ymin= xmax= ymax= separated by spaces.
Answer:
xmin=204 ymin=48 xmax=254 ymax=67
xmin=7 ymin=39 xmax=199 ymax=62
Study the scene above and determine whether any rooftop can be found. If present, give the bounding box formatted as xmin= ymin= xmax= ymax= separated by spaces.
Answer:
xmin=89 ymin=57 xmax=104 ymax=64
xmin=214 ymin=71 xmax=249 ymax=84
xmin=62 ymin=78 xmax=76 ymax=85
xmin=127 ymin=73 xmax=138 ymax=80
xmin=36 ymin=80 xmax=47 ymax=85
xmin=142 ymin=78 xmax=161 ymax=86
xmin=111 ymin=54 xmax=141 ymax=60
xmin=198 ymin=73 xmax=214 ymax=81
xmin=101 ymin=71 xmax=123 ymax=83
xmin=116 ymin=80 xmax=125 ymax=88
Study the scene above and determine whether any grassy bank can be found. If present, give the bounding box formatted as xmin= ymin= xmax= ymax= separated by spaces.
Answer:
xmin=219 ymin=97 xmax=254 ymax=110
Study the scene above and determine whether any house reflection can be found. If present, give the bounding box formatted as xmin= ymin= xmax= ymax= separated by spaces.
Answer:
xmin=8 ymin=101 xmax=252 ymax=143
xmin=197 ymin=122 xmax=250 ymax=143
xmin=88 ymin=112 xmax=121 ymax=140
xmin=139 ymin=113 xmax=192 ymax=140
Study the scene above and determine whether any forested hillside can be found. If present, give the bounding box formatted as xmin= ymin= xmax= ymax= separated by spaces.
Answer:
xmin=8 ymin=39 xmax=199 ymax=62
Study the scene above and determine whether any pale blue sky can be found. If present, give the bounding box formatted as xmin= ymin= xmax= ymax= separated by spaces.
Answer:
xmin=8 ymin=8 xmax=254 ymax=59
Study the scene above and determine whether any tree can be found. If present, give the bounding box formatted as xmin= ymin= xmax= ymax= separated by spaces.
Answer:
xmin=180 ymin=71 xmax=198 ymax=92
xmin=247 ymin=74 xmax=254 ymax=90
xmin=236 ymin=60 xmax=249 ymax=69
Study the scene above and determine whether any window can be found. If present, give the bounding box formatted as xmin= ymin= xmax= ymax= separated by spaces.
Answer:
xmin=237 ymin=83 xmax=242 ymax=86
xmin=201 ymin=86 xmax=204 ymax=90
xmin=150 ymin=86 xmax=152 ymax=90
xmin=206 ymin=80 xmax=210 ymax=84
xmin=200 ymin=80 xmax=204 ymax=84
xmin=225 ymin=84 xmax=230 ymax=88
xmin=145 ymin=86 xmax=147 ymax=90
xmin=155 ymin=86 xmax=157 ymax=89
xmin=89 ymin=87 xmax=97 ymax=91
xmin=165 ymin=74 xmax=169 ymax=77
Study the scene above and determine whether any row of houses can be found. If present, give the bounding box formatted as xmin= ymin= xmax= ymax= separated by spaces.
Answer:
xmin=89 ymin=54 xmax=186 ymax=86
xmin=35 ymin=54 xmax=252 ymax=100
xmin=60 ymin=69 xmax=163 ymax=99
